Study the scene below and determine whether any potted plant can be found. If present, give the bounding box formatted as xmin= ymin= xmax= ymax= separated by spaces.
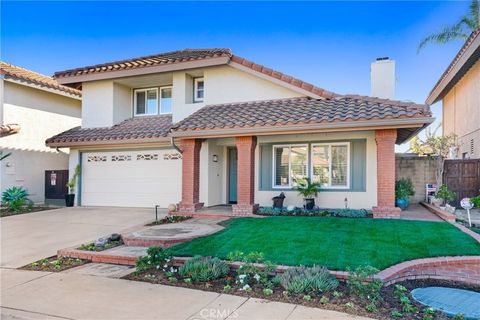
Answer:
xmin=436 ymin=184 xmax=455 ymax=209
xmin=65 ymin=165 xmax=81 ymax=207
xmin=395 ymin=178 xmax=415 ymax=210
xmin=293 ymin=177 xmax=321 ymax=210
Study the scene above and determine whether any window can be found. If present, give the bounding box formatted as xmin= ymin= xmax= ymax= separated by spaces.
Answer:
xmin=273 ymin=145 xmax=308 ymax=188
xmin=312 ymin=143 xmax=350 ymax=188
xmin=194 ymin=78 xmax=204 ymax=102
xmin=160 ymin=87 xmax=172 ymax=114
xmin=134 ymin=88 xmax=158 ymax=115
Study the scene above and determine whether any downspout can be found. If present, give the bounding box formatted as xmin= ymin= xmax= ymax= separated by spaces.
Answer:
xmin=171 ymin=136 xmax=183 ymax=154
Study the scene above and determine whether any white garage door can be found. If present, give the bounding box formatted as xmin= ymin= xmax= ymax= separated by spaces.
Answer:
xmin=81 ymin=149 xmax=182 ymax=208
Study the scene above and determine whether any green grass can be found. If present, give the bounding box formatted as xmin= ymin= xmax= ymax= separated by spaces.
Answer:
xmin=171 ymin=217 xmax=480 ymax=270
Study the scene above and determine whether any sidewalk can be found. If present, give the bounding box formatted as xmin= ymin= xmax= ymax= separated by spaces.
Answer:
xmin=1 ymin=268 xmax=371 ymax=320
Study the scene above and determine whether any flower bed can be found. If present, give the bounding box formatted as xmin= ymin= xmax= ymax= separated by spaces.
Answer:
xmin=20 ymin=256 xmax=89 ymax=272
xmin=77 ymin=240 xmax=124 ymax=252
xmin=145 ymin=215 xmax=192 ymax=226
xmin=0 ymin=205 xmax=56 ymax=218
xmin=255 ymin=207 xmax=370 ymax=218
xmin=124 ymin=248 xmax=475 ymax=319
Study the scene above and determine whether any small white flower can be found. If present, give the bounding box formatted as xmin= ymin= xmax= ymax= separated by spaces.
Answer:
xmin=238 ymin=274 xmax=247 ymax=279
xmin=166 ymin=258 xmax=171 ymax=262
xmin=254 ymin=274 xmax=260 ymax=282
xmin=241 ymin=284 xmax=251 ymax=291
xmin=163 ymin=264 xmax=168 ymax=268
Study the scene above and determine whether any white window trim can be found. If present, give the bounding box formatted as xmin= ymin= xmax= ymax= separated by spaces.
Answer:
xmin=193 ymin=77 xmax=204 ymax=103
xmin=272 ymin=144 xmax=309 ymax=189
xmin=159 ymin=86 xmax=173 ymax=114
xmin=311 ymin=142 xmax=350 ymax=189
xmin=133 ymin=87 xmax=159 ymax=116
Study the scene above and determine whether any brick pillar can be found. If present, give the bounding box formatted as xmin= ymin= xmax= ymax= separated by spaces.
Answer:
xmin=232 ymin=136 xmax=258 ymax=215
xmin=372 ymin=129 xmax=401 ymax=218
xmin=177 ymin=139 xmax=204 ymax=213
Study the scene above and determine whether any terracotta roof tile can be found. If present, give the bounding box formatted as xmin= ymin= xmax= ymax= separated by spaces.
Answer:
xmin=1 ymin=61 xmax=81 ymax=97
xmin=172 ymin=96 xmax=431 ymax=133
xmin=46 ymin=115 xmax=172 ymax=146
xmin=54 ymin=49 xmax=232 ymax=79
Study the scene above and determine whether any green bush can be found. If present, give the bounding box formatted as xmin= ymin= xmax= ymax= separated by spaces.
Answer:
xmin=395 ymin=179 xmax=415 ymax=200
xmin=436 ymin=184 xmax=455 ymax=205
xmin=278 ymin=265 xmax=338 ymax=294
xmin=227 ymin=251 xmax=277 ymax=288
xmin=470 ymin=195 xmax=480 ymax=208
xmin=136 ymin=247 xmax=172 ymax=272
xmin=329 ymin=209 xmax=368 ymax=218
xmin=2 ymin=186 xmax=32 ymax=213
xmin=178 ymin=256 xmax=229 ymax=282
xmin=347 ymin=265 xmax=382 ymax=302
xmin=256 ymin=207 xmax=368 ymax=218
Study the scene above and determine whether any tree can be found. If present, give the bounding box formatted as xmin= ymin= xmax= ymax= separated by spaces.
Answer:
xmin=418 ymin=0 xmax=479 ymax=52
xmin=409 ymin=125 xmax=457 ymax=188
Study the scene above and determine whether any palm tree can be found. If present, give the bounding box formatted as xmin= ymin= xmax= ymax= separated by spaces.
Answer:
xmin=418 ymin=0 xmax=479 ymax=52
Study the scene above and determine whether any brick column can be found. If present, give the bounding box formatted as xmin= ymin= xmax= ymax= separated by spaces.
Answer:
xmin=372 ymin=129 xmax=401 ymax=218
xmin=232 ymin=136 xmax=258 ymax=215
xmin=177 ymin=139 xmax=203 ymax=213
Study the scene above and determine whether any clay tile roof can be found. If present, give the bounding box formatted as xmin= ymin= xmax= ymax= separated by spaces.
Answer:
xmin=53 ymin=48 xmax=232 ymax=79
xmin=46 ymin=115 xmax=172 ymax=147
xmin=171 ymin=96 xmax=432 ymax=142
xmin=426 ymin=28 xmax=480 ymax=105
xmin=0 ymin=61 xmax=81 ymax=97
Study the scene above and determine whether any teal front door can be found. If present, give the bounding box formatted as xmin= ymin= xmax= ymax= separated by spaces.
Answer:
xmin=228 ymin=148 xmax=238 ymax=204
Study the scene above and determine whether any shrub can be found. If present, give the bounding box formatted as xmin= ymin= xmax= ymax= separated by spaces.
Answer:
xmin=470 ymin=195 xmax=480 ymax=208
xmin=227 ymin=251 xmax=277 ymax=287
xmin=395 ymin=178 xmax=415 ymax=200
xmin=347 ymin=265 xmax=382 ymax=302
xmin=178 ymin=256 xmax=229 ymax=282
xmin=136 ymin=247 xmax=172 ymax=273
xmin=329 ymin=209 xmax=368 ymax=218
xmin=436 ymin=184 xmax=455 ymax=205
xmin=278 ymin=265 xmax=338 ymax=294
xmin=2 ymin=186 xmax=32 ymax=213
xmin=293 ymin=177 xmax=321 ymax=199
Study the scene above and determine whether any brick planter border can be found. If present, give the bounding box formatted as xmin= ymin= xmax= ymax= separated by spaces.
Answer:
xmin=420 ymin=202 xmax=456 ymax=222
xmin=58 ymin=247 xmax=137 ymax=266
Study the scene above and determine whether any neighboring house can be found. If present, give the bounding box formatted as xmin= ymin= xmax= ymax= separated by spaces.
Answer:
xmin=426 ymin=29 xmax=480 ymax=159
xmin=0 ymin=62 xmax=82 ymax=203
xmin=46 ymin=48 xmax=433 ymax=218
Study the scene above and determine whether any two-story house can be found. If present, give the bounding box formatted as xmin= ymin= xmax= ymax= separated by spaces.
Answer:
xmin=426 ymin=29 xmax=480 ymax=159
xmin=1 ymin=62 xmax=82 ymax=204
xmin=46 ymin=48 xmax=433 ymax=218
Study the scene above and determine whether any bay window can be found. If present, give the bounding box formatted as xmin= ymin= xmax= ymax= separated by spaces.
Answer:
xmin=312 ymin=143 xmax=350 ymax=188
xmin=273 ymin=145 xmax=308 ymax=187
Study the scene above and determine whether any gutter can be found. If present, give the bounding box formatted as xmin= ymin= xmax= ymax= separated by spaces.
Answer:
xmin=170 ymin=136 xmax=183 ymax=154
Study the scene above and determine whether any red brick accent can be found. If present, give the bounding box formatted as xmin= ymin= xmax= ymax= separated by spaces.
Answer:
xmin=376 ymin=256 xmax=480 ymax=286
xmin=372 ymin=129 xmax=401 ymax=218
xmin=177 ymin=139 xmax=204 ymax=212
xmin=420 ymin=202 xmax=456 ymax=222
xmin=57 ymin=248 xmax=137 ymax=266
xmin=232 ymin=136 xmax=258 ymax=215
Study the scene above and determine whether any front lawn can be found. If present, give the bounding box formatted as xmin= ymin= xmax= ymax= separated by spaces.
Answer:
xmin=171 ymin=217 xmax=480 ymax=270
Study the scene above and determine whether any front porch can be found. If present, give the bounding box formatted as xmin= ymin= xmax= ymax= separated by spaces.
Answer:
xmin=174 ymin=129 xmax=402 ymax=218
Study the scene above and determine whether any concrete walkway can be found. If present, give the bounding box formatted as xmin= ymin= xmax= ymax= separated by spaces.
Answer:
xmin=400 ymin=203 xmax=443 ymax=222
xmin=1 ymin=268 xmax=371 ymax=320
xmin=1 ymin=206 xmax=161 ymax=268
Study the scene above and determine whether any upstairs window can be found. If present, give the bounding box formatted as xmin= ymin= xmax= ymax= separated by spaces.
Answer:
xmin=160 ymin=87 xmax=172 ymax=114
xmin=194 ymin=78 xmax=204 ymax=102
xmin=134 ymin=88 xmax=158 ymax=115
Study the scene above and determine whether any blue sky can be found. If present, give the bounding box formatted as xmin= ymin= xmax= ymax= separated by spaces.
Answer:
xmin=1 ymin=1 xmax=470 ymax=147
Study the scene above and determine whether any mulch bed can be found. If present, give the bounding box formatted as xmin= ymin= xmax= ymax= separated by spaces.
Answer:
xmin=145 ymin=215 xmax=192 ymax=226
xmin=124 ymin=269 xmax=478 ymax=320
xmin=0 ymin=206 xmax=57 ymax=218
xmin=20 ymin=256 xmax=89 ymax=272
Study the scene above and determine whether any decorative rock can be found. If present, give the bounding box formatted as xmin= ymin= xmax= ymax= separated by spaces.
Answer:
xmin=95 ymin=237 xmax=107 ymax=248
xmin=109 ymin=233 xmax=121 ymax=242
xmin=168 ymin=204 xmax=177 ymax=213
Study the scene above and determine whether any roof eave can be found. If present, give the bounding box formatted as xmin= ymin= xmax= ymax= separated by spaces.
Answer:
xmin=46 ymin=136 xmax=171 ymax=148
xmin=170 ymin=117 xmax=435 ymax=143
xmin=4 ymin=77 xmax=82 ymax=100
xmin=426 ymin=32 xmax=480 ymax=105
xmin=54 ymin=56 xmax=230 ymax=84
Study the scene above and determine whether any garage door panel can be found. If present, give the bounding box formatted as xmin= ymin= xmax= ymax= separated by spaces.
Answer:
xmin=81 ymin=149 xmax=182 ymax=208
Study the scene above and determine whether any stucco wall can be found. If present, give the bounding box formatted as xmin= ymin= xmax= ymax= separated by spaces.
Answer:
xmin=395 ymin=154 xmax=437 ymax=203
xmin=443 ymin=59 xmax=480 ymax=159
xmin=1 ymin=81 xmax=81 ymax=203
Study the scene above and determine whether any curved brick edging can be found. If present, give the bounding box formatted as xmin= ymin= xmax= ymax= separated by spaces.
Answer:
xmin=376 ymin=256 xmax=480 ymax=286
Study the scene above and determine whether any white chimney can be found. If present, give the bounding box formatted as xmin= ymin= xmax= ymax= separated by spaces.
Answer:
xmin=370 ymin=57 xmax=395 ymax=99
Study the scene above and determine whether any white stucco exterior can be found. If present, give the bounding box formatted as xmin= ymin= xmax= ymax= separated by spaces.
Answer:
xmin=1 ymin=81 xmax=81 ymax=203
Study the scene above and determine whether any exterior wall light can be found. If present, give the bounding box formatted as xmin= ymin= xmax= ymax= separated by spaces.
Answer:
xmin=212 ymin=154 xmax=218 ymax=162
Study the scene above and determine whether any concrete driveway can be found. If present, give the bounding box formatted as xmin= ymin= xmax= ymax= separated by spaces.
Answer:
xmin=1 ymin=206 xmax=162 ymax=268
